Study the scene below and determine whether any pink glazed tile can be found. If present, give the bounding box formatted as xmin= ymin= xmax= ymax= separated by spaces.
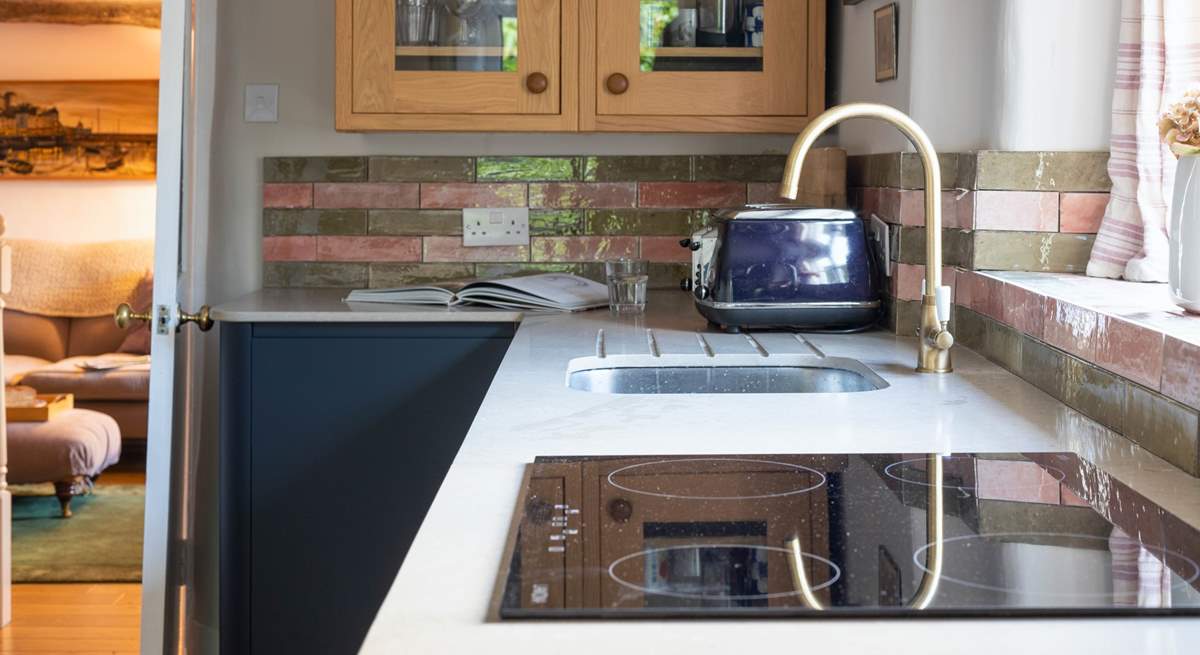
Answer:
xmin=1043 ymin=298 xmax=1100 ymax=360
xmin=974 ymin=191 xmax=1060 ymax=232
xmin=1161 ymin=337 xmax=1200 ymax=410
xmin=976 ymin=459 xmax=1061 ymax=504
xmin=262 ymin=236 xmax=316 ymax=262
xmin=1001 ymin=283 xmax=1046 ymax=339
xmin=316 ymin=236 xmax=421 ymax=262
xmin=421 ymin=183 xmax=527 ymax=209
xmin=640 ymin=237 xmax=692 ymax=263
xmin=893 ymin=265 xmax=957 ymax=302
xmin=314 ymin=183 xmax=419 ymax=209
xmin=263 ymin=183 xmax=314 ymax=209
xmin=1095 ymin=316 xmax=1165 ymax=390
xmin=1060 ymin=485 xmax=1092 ymax=508
xmin=1060 ymin=193 xmax=1109 ymax=234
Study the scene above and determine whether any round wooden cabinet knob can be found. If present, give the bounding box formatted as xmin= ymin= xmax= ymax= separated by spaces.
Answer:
xmin=526 ymin=72 xmax=549 ymax=94
xmin=605 ymin=73 xmax=629 ymax=95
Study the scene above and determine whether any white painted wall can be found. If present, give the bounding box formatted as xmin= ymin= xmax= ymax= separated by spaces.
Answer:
xmin=0 ymin=23 xmax=159 ymax=242
xmin=832 ymin=0 xmax=1119 ymax=154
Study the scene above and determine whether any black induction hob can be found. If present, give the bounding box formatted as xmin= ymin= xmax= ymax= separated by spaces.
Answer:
xmin=490 ymin=453 xmax=1200 ymax=619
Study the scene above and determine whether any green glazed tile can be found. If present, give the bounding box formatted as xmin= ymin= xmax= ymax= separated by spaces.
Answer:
xmin=1058 ymin=355 xmax=1127 ymax=433
xmin=530 ymin=210 xmax=584 ymax=236
xmin=477 ymin=157 xmax=581 ymax=182
xmin=955 ymin=307 xmax=987 ymax=351
xmin=1016 ymin=335 xmax=1064 ymax=399
xmin=977 ymin=501 xmax=1110 ymax=539
xmin=368 ymin=156 xmax=475 ymax=182
xmin=693 ymin=155 xmax=786 ymax=183
xmin=263 ymin=209 xmax=319 ymax=236
xmin=263 ymin=157 xmax=367 ymax=183
xmin=585 ymin=209 xmax=698 ymax=236
xmin=971 ymin=232 xmax=1095 ymax=273
xmin=582 ymin=156 xmax=692 ymax=182
xmin=1124 ymin=384 xmax=1200 ymax=476
xmin=316 ymin=209 xmax=368 ymax=235
xmin=895 ymin=226 xmax=928 ymax=265
xmin=984 ymin=318 xmax=1023 ymax=373
xmin=975 ymin=152 xmax=1111 ymax=192
xmin=892 ymin=298 xmax=922 ymax=337
xmin=264 ymin=262 xmax=368 ymax=288
xmin=368 ymin=263 xmax=474 ymax=288
xmin=944 ymin=229 xmax=975 ymax=268
xmin=897 ymin=153 xmax=964 ymax=190
xmin=369 ymin=210 xmax=462 ymax=236
xmin=264 ymin=209 xmax=366 ymax=236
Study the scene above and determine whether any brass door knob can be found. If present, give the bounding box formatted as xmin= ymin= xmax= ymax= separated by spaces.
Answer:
xmin=525 ymin=72 xmax=549 ymax=94
xmin=180 ymin=305 xmax=214 ymax=332
xmin=605 ymin=73 xmax=629 ymax=95
xmin=114 ymin=303 xmax=150 ymax=329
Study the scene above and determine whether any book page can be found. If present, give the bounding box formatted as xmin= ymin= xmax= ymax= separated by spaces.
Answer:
xmin=460 ymin=274 xmax=608 ymax=308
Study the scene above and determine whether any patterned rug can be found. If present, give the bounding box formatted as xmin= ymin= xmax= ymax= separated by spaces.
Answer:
xmin=10 ymin=481 xmax=144 ymax=582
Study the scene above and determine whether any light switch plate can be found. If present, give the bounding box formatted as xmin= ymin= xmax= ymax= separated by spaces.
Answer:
xmin=463 ymin=208 xmax=529 ymax=247
xmin=244 ymin=84 xmax=279 ymax=123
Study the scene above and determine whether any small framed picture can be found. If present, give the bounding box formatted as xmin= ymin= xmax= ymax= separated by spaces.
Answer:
xmin=874 ymin=3 xmax=898 ymax=82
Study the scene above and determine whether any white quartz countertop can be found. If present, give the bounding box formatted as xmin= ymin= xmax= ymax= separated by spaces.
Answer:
xmin=211 ymin=288 xmax=523 ymax=323
xmin=220 ymin=289 xmax=1200 ymax=654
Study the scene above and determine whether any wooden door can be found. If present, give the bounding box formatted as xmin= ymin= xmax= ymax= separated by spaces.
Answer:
xmin=338 ymin=0 xmax=579 ymax=130
xmin=584 ymin=0 xmax=825 ymax=132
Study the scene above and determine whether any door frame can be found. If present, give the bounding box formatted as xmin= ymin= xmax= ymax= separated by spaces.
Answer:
xmin=579 ymin=0 xmax=826 ymax=133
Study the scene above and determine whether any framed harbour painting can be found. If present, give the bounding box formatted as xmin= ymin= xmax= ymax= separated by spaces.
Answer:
xmin=874 ymin=3 xmax=898 ymax=83
xmin=0 ymin=80 xmax=158 ymax=179
xmin=0 ymin=0 xmax=160 ymax=28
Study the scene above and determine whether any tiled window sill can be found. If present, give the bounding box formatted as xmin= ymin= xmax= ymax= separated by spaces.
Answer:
xmin=959 ymin=271 xmax=1200 ymax=405
xmin=953 ymin=270 xmax=1200 ymax=476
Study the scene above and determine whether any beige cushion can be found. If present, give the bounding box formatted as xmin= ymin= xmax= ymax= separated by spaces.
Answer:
xmin=66 ymin=316 xmax=128 ymax=358
xmin=7 ymin=409 xmax=121 ymax=484
xmin=17 ymin=355 xmax=149 ymax=401
xmin=5 ymin=354 xmax=51 ymax=385
xmin=4 ymin=310 xmax=69 ymax=362
xmin=77 ymin=401 xmax=147 ymax=440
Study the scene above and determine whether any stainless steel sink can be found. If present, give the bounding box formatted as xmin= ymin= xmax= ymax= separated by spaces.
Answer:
xmin=566 ymin=354 xmax=888 ymax=395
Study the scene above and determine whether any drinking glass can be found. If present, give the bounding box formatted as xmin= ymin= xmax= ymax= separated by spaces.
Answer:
xmin=605 ymin=259 xmax=649 ymax=315
xmin=397 ymin=0 xmax=436 ymax=45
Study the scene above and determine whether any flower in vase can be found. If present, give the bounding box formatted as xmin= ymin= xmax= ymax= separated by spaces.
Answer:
xmin=1160 ymin=89 xmax=1200 ymax=157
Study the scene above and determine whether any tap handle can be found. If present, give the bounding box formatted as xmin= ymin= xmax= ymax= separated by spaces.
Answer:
xmin=935 ymin=285 xmax=952 ymax=323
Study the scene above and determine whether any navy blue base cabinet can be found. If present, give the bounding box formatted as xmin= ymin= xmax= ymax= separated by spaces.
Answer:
xmin=220 ymin=322 xmax=515 ymax=655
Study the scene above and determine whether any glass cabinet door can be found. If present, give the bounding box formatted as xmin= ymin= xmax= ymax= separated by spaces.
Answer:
xmin=595 ymin=0 xmax=812 ymax=120
xmin=352 ymin=0 xmax=561 ymax=115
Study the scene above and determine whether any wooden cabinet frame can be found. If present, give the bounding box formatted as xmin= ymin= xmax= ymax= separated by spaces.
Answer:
xmin=336 ymin=0 xmax=579 ymax=131
xmin=581 ymin=0 xmax=826 ymax=133
xmin=336 ymin=0 xmax=824 ymax=132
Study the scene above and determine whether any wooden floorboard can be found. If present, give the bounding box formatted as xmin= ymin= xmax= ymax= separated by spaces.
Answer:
xmin=0 ymin=584 xmax=141 ymax=654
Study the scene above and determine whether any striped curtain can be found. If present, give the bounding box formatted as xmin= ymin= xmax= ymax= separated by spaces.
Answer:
xmin=1087 ymin=0 xmax=1200 ymax=281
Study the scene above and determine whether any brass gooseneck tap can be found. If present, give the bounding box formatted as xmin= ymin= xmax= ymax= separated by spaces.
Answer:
xmin=779 ymin=103 xmax=954 ymax=373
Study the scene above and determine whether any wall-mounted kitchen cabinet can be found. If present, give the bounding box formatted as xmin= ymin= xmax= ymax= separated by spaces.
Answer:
xmin=335 ymin=0 xmax=825 ymax=133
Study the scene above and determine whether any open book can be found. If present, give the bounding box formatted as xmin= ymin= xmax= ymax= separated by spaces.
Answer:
xmin=344 ymin=273 xmax=609 ymax=312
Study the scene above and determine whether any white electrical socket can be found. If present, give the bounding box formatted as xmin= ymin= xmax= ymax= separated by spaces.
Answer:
xmin=244 ymin=84 xmax=279 ymax=123
xmin=463 ymin=208 xmax=529 ymax=247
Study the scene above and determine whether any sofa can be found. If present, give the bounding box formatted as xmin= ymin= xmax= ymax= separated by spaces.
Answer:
xmin=5 ymin=309 xmax=149 ymax=440
xmin=3 ymin=239 xmax=153 ymax=443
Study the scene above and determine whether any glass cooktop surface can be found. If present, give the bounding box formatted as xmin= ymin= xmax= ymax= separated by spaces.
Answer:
xmin=492 ymin=453 xmax=1200 ymax=618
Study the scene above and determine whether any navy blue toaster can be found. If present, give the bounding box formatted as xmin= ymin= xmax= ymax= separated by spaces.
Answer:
xmin=681 ymin=205 xmax=881 ymax=332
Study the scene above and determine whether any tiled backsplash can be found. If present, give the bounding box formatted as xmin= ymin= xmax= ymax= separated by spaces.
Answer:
xmin=261 ymin=152 xmax=847 ymax=290
xmin=849 ymin=151 xmax=1112 ymax=334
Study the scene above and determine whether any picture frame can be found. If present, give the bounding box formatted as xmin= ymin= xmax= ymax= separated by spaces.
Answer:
xmin=0 ymin=80 xmax=158 ymax=180
xmin=874 ymin=3 xmax=898 ymax=82
xmin=0 ymin=1 xmax=160 ymax=28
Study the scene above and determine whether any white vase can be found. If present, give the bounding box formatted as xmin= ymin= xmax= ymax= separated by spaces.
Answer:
xmin=1170 ymin=155 xmax=1200 ymax=313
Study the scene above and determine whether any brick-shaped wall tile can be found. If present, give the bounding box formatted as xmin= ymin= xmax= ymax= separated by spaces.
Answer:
xmin=957 ymin=271 xmax=1003 ymax=320
xmin=370 ymin=210 xmax=462 ymax=236
xmin=423 ymin=236 xmax=529 ymax=263
xmin=1044 ymin=298 xmax=1100 ymax=360
xmin=639 ymin=182 xmax=746 ymax=209
xmin=369 ymin=263 xmax=475 ymax=288
xmin=529 ymin=183 xmax=637 ymax=209
xmin=316 ymin=236 xmax=421 ymax=262
xmin=263 ymin=236 xmax=316 ymax=262
xmin=264 ymin=262 xmax=368 ymax=288
xmin=369 ymin=156 xmax=474 ymax=182
xmin=976 ymin=460 xmax=1061 ymax=504
xmin=893 ymin=263 xmax=925 ymax=302
xmin=478 ymin=156 xmax=581 ymax=182
xmin=264 ymin=183 xmax=313 ymax=209
xmin=1000 ymin=282 xmax=1046 ymax=340
xmin=974 ymin=191 xmax=1060 ymax=231
xmin=314 ymin=183 xmax=420 ymax=209
xmin=1096 ymin=316 xmax=1165 ymax=390
xmin=264 ymin=157 xmax=367 ymax=183
xmin=585 ymin=209 xmax=697 ymax=236
xmin=422 ymin=183 xmax=527 ymax=209
xmin=1162 ymin=337 xmax=1200 ymax=411
xmin=582 ymin=156 xmax=691 ymax=182
xmin=1060 ymin=193 xmax=1109 ymax=234
xmin=531 ymin=236 xmax=638 ymax=262
xmin=640 ymin=237 xmax=692 ymax=263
